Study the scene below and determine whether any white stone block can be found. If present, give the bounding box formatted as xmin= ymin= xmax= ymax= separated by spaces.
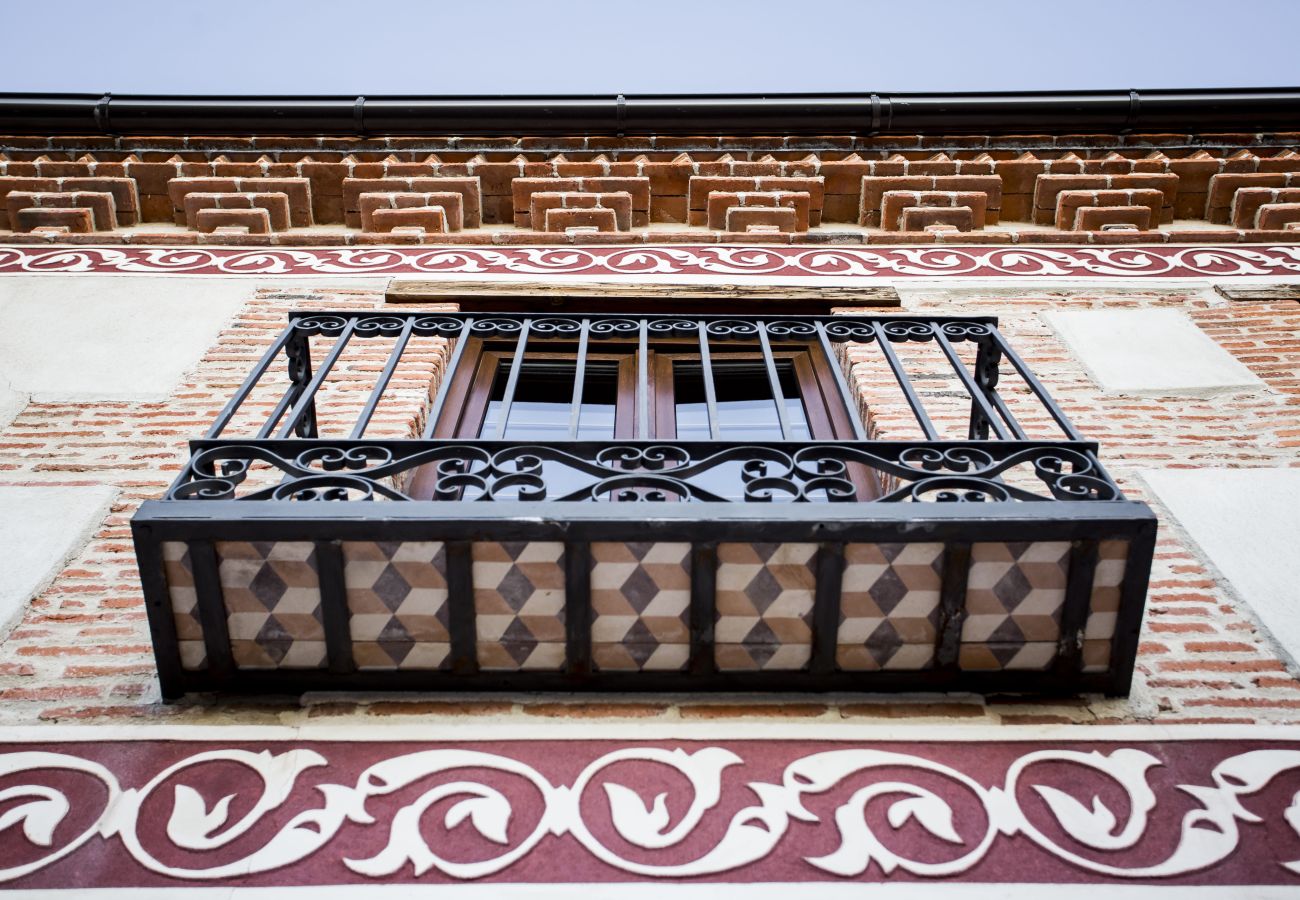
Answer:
xmin=0 ymin=276 xmax=250 ymax=401
xmin=1142 ymin=468 xmax=1300 ymax=664
xmin=0 ymin=485 xmax=117 ymax=638
xmin=1044 ymin=308 xmax=1265 ymax=396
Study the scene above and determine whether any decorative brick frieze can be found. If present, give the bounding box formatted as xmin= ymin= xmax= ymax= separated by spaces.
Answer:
xmin=2 ymin=139 xmax=1300 ymax=244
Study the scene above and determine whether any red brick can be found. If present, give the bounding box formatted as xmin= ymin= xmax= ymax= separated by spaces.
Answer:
xmin=14 ymin=207 xmax=93 ymax=232
xmin=880 ymin=190 xmax=987 ymax=230
xmin=367 ymin=206 xmax=449 ymax=234
xmin=194 ymin=207 xmax=272 ymax=234
xmin=183 ymin=191 xmax=291 ymax=231
xmin=900 ymin=205 xmax=976 ymax=232
xmin=705 ymin=190 xmax=811 ymax=230
xmin=530 ymin=191 xmax=633 ymax=231
xmin=725 ymin=206 xmax=799 ymax=233
xmin=358 ymin=191 xmax=465 ymax=232
xmin=4 ymin=190 xmax=116 ymax=230
xmin=543 ymin=206 xmax=618 ymax=233
xmin=1255 ymin=202 xmax=1300 ymax=231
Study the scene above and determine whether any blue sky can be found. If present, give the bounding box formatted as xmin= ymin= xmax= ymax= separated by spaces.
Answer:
xmin=4 ymin=0 xmax=1298 ymax=95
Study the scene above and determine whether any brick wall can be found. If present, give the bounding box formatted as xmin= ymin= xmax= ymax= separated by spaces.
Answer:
xmin=0 ymin=280 xmax=1297 ymax=725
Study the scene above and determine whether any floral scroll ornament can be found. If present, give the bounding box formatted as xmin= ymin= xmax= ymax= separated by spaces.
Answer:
xmin=3 ymin=744 xmax=1300 ymax=883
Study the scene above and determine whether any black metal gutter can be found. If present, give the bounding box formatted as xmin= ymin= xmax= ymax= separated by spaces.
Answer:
xmin=0 ymin=89 xmax=1297 ymax=137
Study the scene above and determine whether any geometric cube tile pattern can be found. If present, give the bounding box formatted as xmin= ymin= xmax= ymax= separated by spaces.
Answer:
xmin=837 ymin=542 xmax=945 ymax=671
xmin=162 ymin=541 xmax=207 ymax=671
xmin=1083 ymin=539 xmax=1129 ymax=673
xmin=960 ymin=540 xmax=1071 ymax=671
xmin=715 ymin=542 xmax=817 ymax=671
xmin=472 ymin=541 xmax=566 ymax=671
xmin=342 ymin=541 xmax=452 ymax=671
xmin=215 ymin=540 xmax=325 ymax=670
xmin=590 ymin=541 xmax=691 ymax=671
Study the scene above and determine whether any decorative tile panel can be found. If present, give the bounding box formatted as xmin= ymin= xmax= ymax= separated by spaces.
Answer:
xmin=215 ymin=541 xmax=325 ymax=670
xmin=1083 ymin=539 xmax=1129 ymax=673
xmin=590 ymin=542 xmax=691 ymax=671
xmin=161 ymin=541 xmax=206 ymax=671
xmin=715 ymin=542 xmax=816 ymax=671
xmin=473 ymin=541 xmax=566 ymax=671
xmin=961 ymin=541 xmax=1070 ymax=671
xmin=837 ymin=542 xmax=944 ymax=671
xmin=342 ymin=541 xmax=451 ymax=671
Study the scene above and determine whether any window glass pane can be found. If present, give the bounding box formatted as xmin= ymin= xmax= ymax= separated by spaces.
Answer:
xmin=673 ymin=360 xmax=810 ymax=441
xmin=481 ymin=358 xmax=618 ymax=440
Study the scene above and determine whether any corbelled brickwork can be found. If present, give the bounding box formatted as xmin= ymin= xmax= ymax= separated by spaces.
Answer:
xmin=0 ymin=281 xmax=1297 ymax=724
xmin=3 ymin=133 xmax=1300 ymax=245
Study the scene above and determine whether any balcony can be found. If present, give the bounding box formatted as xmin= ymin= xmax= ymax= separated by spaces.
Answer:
xmin=131 ymin=310 xmax=1156 ymax=698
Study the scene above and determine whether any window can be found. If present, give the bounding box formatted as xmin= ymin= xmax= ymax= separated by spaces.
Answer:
xmin=410 ymin=323 xmax=874 ymax=500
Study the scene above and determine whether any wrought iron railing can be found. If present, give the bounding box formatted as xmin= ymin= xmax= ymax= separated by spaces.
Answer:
xmin=165 ymin=312 xmax=1123 ymax=507
xmin=133 ymin=310 xmax=1156 ymax=699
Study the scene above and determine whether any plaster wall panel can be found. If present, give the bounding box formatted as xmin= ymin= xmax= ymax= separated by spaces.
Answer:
xmin=0 ymin=485 xmax=116 ymax=637
xmin=0 ymin=385 xmax=25 ymax=431
xmin=1142 ymin=468 xmax=1300 ymax=664
xmin=0 ymin=276 xmax=251 ymax=400
xmin=1044 ymin=308 xmax=1265 ymax=396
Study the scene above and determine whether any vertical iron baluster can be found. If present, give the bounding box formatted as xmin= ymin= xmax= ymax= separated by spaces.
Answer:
xmin=990 ymin=327 xmax=1085 ymax=441
xmin=277 ymin=319 xmax=357 ymax=439
xmin=814 ymin=321 xmax=868 ymax=440
xmin=756 ymin=321 xmax=791 ymax=439
xmin=258 ymin=327 xmax=315 ymax=439
xmin=971 ymin=337 xmax=1027 ymax=440
xmin=568 ymin=319 xmax=591 ymax=439
xmin=637 ymin=318 xmax=649 ymax=439
xmin=206 ymin=325 xmax=295 ymax=439
xmin=493 ymin=318 xmax=531 ymax=440
xmin=350 ymin=317 xmax=415 ymax=440
xmin=930 ymin=322 xmax=1012 ymax=440
xmin=697 ymin=321 xmax=721 ymax=440
xmin=873 ymin=323 xmax=940 ymax=441
xmin=422 ymin=318 xmax=475 ymax=439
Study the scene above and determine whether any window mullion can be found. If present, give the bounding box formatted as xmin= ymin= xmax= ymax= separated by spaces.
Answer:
xmin=567 ymin=320 xmax=591 ymax=439
xmin=493 ymin=318 xmax=532 ymax=440
xmin=697 ymin=322 xmax=722 ymax=440
xmin=756 ymin=323 xmax=792 ymax=440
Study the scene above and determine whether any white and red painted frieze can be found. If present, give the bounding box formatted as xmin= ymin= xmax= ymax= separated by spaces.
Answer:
xmin=2 ymin=728 xmax=1300 ymax=889
xmin=1 ymin=244 xmax=1299 ymax=279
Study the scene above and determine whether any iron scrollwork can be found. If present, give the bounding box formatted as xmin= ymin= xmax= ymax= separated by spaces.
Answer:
xmin=168 ymin=440 xmax=1121 ymax=504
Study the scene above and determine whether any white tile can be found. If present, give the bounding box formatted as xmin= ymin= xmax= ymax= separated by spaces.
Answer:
xmin=1044 ymin=309 xmax=1265 ymax=395
xmin=0 ymin=276 xmax=250 ymax=401
xmin=1142 ymin=468 xmax=1300 ymax=663
xmin=0 ymin=485 xmax=117 ymax=638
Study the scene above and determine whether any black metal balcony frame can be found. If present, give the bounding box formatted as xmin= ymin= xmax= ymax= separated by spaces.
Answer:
xmin=132 ymin=310 xmax=1157 ymax=699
